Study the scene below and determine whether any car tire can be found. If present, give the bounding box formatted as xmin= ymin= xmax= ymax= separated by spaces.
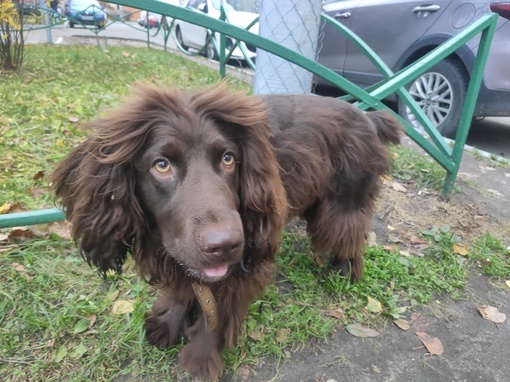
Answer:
xmin=69 ymin=21 xmax=75 ymax=28
xmin=397 ymin=58 xmax=469 ymax=138
xmin=175 ymin=26 xmax=188 ymax=51
xmin=206 ymin=36 xmax=218 ymax=60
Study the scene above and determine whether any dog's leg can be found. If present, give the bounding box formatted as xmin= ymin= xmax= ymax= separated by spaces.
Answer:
xmin=305 ymin=197 xmax=369 ymax=282
xmin=179 ymin=316 xmax=225 ymax=380
xmin=180 ymin=264 xmax=275 ymax=379
xmin=145 ymin=288 xmax=195 ymax=348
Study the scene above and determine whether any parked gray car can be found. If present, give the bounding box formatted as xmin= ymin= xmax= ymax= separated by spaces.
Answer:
xmin=317 ymin=1 xmax=510 ymax=137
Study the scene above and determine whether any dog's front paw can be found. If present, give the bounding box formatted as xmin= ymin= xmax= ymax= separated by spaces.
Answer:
xmin=179 ymin=341 xmax=223 ymax=380
xmin=145 ymin=315 xmax=181 ymax=349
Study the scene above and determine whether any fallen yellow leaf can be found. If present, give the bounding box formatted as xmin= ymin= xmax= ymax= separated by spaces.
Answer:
xmin=111 ymin=300 xmax=134 ymax=315
xmin=0 ymin=202 xmax=11 ymax=214
xmin=453 ymin=243 xmax=469 ymax=256
xmin=366 ymin=297 xmax=383 ymax=313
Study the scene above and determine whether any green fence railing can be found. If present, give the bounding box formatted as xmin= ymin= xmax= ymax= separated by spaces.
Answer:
xmin=0 ymin=0 xmax=498 ymax=229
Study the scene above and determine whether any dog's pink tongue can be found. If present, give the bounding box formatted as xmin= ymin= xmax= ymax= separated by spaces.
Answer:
xmin=203 ymin=264 xmax=229 ymax=278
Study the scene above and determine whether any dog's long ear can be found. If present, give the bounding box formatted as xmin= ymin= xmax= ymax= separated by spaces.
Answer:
xmin=237 ymin=115 xmax=288 ymax=264
xmin=52 ymin=141 xmax=145 ymax=275
xmin=51 ymin=86 xmax=167 ymax=275
xmin=191 ymin=84 xmax=288 ymax=264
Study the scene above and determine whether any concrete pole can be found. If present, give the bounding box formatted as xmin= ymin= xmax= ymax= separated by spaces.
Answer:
xmin=253 ymin=0 xmax=322 ymax=95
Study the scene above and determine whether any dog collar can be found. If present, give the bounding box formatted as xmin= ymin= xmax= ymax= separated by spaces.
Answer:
xmin=192 ymin=282 xmax=218 ymax=332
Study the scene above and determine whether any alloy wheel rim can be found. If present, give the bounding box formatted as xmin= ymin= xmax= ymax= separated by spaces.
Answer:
xmin=405 ymin=72 xmax=453 ymax=129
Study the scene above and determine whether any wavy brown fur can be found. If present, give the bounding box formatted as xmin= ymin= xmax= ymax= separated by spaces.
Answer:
xmin=51 ymin=83 xmax=401 ymax=379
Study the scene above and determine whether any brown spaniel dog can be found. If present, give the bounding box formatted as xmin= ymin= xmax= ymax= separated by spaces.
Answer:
xmin=52 ymin=83 xmax=401 ymax=379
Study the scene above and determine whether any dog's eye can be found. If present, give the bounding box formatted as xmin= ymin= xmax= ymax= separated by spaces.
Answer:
xmin=222 ymin=152 xmax=235 ymax=167
xmin=153 ymin=159 xmax=171 ymax=173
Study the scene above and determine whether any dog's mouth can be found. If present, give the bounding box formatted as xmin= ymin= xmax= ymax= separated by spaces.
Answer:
xmin=202 ymin=264 xmax=229 ymax=278
xmin=186 ymin=262 xmax=233 ymax=282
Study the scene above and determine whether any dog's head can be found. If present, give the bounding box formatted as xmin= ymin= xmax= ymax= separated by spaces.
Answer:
xmin=52 ymin=83 xmax=287 ymax=284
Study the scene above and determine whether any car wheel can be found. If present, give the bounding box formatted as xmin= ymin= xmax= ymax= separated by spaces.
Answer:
xmin=397 ymin=58 xmax=468 ymax=138
xmin=206 ymin=37 xmax=218 ymax=60
xmin=175 ymin=26 xmax=188 ymax=51
xmin=69 ymin=21 xmax=75 ymax=28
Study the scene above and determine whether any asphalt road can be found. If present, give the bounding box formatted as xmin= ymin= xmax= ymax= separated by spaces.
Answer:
xmin=25 ymin=22 xmax=510 ymax=159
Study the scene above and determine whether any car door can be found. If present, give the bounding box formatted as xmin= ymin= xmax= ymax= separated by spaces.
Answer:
xmin=181 ymin=0 xmax=209 ymax=49
xmin=318 ymin=0 xmax=360 ymax=80
xmin=343 ymin=0 xmax=453 ymax=87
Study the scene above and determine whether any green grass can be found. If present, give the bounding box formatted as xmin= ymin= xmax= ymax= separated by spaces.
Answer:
xmin=0 ymin=228 xmax=472 ymax=381
xmin=0 ymin=44 xmax=247 ymax=210
xmin=1 ymin=45 xmax=509 ymax=381
xmin=390 ymin=145 xmax=446 ymax=190
xmin=469 ymin=233 xmax=510 ymax=277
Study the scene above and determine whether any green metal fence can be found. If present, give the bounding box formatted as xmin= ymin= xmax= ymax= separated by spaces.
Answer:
xmin=0 ymin=0 xmax=498 ymax=229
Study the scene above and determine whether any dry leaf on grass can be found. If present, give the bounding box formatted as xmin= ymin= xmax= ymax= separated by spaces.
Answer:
xmin=478 ymin=305 xmax=507 ymax=323
xmin=0 ymin=202 xmax=12 ymax=214
xmin=453 ymin=243 xmax=469 ymax=256
xmin=366 ymin=297 xmax=382 ymax=313
xmin=9 ymin=228 xmax=35 ymax=240
xmin=277 ymin=328 xmax=290 ymax=342
xmin=416 ymin=332 xmax=444 ymax=355
xmin=410 ymin=236 xmax=428 ymax=245
xmin=383 ymin=244 xmax=399 ymax=252
xmin=30 ymin=187 xmax=48 ymax=198
xmin=248 ymin=330 xmax=263 ymax=341
xmin=47 ymin=221 xmax=73 ymax=240
xmin=328 ymin=308 xmax=343 ymax=320
xmin=391 ymin=182 xmax=408 ymax=193
xmin=33 ymin=170 xmax=45 ymax=180
xmin=111 ymin=300 xmax=134 ymax=315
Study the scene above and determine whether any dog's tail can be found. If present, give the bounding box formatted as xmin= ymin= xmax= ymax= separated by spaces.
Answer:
xmin=367 ymin=110 xmax=403 ymax=145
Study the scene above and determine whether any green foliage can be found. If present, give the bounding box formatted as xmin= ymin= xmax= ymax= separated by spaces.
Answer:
xmin=0 ymin=44 xmax=247 ymax=209
xmin=390 ymin=144 xmax=446 ymax=190
xmin=469 ymin=233 xmax=510 ymax=277
xmin=0 ymin=238 xmax=181 ymax=381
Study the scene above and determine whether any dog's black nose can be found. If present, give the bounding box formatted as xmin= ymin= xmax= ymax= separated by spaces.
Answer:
xmin=199 ymin=228 xmax=243 ymax=257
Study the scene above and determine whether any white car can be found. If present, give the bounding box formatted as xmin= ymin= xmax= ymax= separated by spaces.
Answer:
xmin=138 ymin=11 xmax=162 ymax=28
xmin=173 ymin=0 xmax=259 ymax=61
